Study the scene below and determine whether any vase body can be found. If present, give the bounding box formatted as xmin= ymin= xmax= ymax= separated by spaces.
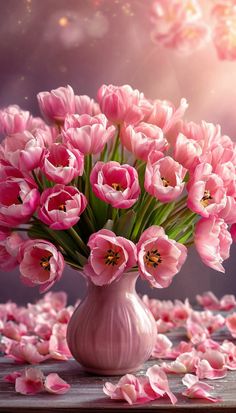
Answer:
xmin=67 ymin=272 xmax=156 ymax=375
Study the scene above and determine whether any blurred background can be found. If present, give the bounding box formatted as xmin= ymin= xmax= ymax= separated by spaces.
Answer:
xmin=0 ymin=0 xmax=236 ymax=305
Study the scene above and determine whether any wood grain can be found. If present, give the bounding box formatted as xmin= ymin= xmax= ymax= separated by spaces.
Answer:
xmin=0 ymin=329 xmax=236 ymax=412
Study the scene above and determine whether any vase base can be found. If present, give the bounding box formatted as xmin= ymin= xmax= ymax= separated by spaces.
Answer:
xmin=81 ymin=364 xmax=143 ymax=376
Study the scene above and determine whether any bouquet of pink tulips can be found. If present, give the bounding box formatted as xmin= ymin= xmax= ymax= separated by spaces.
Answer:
xmin=0 ymin=84 xmax=235 ymax=292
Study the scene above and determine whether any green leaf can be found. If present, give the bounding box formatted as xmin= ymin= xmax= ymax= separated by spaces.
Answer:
xmin=113 ymin=210 xmax=136 ymax=238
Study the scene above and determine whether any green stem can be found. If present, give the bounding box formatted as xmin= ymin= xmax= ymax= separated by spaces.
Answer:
xmin=32 ymin=170 xmax=43 ymax=191
xmin=109 ymin=126 xmax=120 ymax=161
xmin=68 ymin=227 xmax=89 ymax=255
xmin=85 ymin=155 xmax=93 ymax=201
xmin=112 ymin=208 xmax=118 ymax=222
xmin=120 ymin=144 xmax=124 ymax=164
xmin=167 ymin=212 xmax=197 ymax=240
xmin=100 ymin=144 xmax=107 ymax=162
xmin=131 ymin=196 xmax=154 ymax=241
xmin=43 ymin=226 xmax=81 ymax=263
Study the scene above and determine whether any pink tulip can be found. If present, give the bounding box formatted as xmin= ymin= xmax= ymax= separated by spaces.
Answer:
xmin=75 ymin=94 xmax=100 ymax=116
xmin=44 ymin=373 xmax=70 ymax=394
xmin=40 ymin=143 xmax=84 ymax=184
xmin=0 ymin=105 xmax=31 ymax=135
xmin=1 ymin=131 xmax=45 ymax=171
xmin=90 ymin=161 xmax=140 ymax=208
xmin=38 ymin=184 xmax=87 ymax=230
xmin=0 ymin=177 xmax=40 ymax=227
xmin=120 ymin=122 xmax=168 ymax=161
xmin=27 ymin=116 xmax=50 ymax=132
xmin=157 ymin=21 xmax=211 ymax=54
xmin=18 ymin=239 xmax=65 ymax=292
xmin=180 ymin=120 xmax=224 ymax=152
xmin=144 ymin=98 xmax=188 ymax=134
xmin=137 ymin=226 xmax=187 ymax=288
xmin=187 ymin=163 xmax=226 ymax=218
xmin=174 ymin=132 xmax=202 ymax=171
xmin=218 ymin=196 xmax=236 ymax=225
xmin=84 ymin=229 xmax=137 ymax=286
xmin=150 ymin=0 xmax=202 ymax=31
xmin=15 ymin=367 xmax=45 ymax=395
xmin=145 ymin=155 xmax=186 ymax=203
xmin=0 ymin=232 xmax=23 ymax=271
xmin=37 ymin=85 xmax=75 ymax=123
xmin=213 ymin=19 xmax=236 ymax=61
xmin=63 ymin=113 xmax=116 ymax=155
xmin=194 ymin=216 xmax=232 ymax=273
xmin=97 ymin=84 xmax=149 ymax=124
xmin=201 ymin=144 xmax=236 ymax=196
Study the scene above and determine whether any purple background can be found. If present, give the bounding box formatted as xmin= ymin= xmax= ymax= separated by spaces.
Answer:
xmin=0 ymin=0 xmax=236 ymax=305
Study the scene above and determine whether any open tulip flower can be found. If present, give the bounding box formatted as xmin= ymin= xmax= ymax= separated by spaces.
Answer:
xmin=0 ymin=83 xmax=235 ymax=291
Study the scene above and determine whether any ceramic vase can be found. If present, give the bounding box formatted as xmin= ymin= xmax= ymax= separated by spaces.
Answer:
xmin=67 ymin=272 xmax=156 ymax=375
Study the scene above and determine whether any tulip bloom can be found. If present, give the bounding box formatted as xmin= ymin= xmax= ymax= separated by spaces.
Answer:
xmin=121 ymin=122 xmax=168 ymax=162
xmin=38 ymin=185 xmax=87 ymax=230
xmin=0 ymin=105 xmax=31 ymax=135
xmin=18 ymin=239 xmax=65 ymax=292
xmin=194 ymin=217 xmax=232 ymax=272
xmin=97 ymin=84 xmax=149 ymax=124
xmin=1 ymin=131 xmax=45 ymax=171
xmin=0 ymin=178 xmax=40 ymax=227
xmin=84 ymin=229 xmax=137 ymax=286
xmin=145 ymin=155 xmax=186 ymax=203
xmin=187 ymin=163 xmax=226 ymax=218
xmin=75 ymin=94 xmax=100 ymax=116
xmin=90 ymin=161 xmax=140 ymax=208
xmin=144 ymin=98 xmax=188 ymax=134
xmin=37 ymin=85 xmax=75 ymax=123
xmin=63 ymin=114 xmax=116 ymax=155
xmin=137 ymin=226 xmax=187 ymax=288
xmin=174 ymin=133 xmax=202 ymax=171
xmin=0 ymin=232 xmax=23 ymax=271
xmin=41 ymin=143 xmax=84 ymax=184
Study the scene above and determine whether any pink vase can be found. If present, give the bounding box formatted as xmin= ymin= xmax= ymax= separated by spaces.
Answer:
xmin=66 ymin=272 xmax=156 ymax=375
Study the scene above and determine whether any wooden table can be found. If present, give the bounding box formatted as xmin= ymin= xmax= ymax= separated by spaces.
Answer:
xmin=0 ymin=329 xmax=235 ymax=413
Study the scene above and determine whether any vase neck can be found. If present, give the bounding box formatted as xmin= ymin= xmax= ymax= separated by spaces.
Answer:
xmin=87 ymin=271 xmax=138 ymax=295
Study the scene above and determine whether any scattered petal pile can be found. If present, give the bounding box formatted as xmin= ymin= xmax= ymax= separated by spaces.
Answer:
xmin=4 ymin=367 xmax=70 ymax=395
xmin=1 ymin=290 xmax=236 ymax=404
xmin=0 ymin=292 xmax=73 ymax=363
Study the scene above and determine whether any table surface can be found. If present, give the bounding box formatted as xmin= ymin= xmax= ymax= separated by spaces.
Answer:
xmin=0 ymin=330 xmax=236 ymax=413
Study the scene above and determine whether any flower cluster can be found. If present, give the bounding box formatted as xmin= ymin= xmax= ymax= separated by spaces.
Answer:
xmin=150 ymin=0 xmax=236 ymax=60
xmin=0 ymin=83 xmax=235 ymax=291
